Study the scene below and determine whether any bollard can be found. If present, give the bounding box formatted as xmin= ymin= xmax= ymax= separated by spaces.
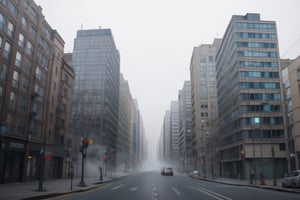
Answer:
xmin=99 ymin=166 xmax=103 ymax=180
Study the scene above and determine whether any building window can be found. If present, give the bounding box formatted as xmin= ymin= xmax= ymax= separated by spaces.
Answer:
xmin=237 ymin=42 xmax=276 ymax=49
xmin=201 ymin=112 xmax=208 ymax=117
xmin=15 ymin=51 xmax=22 ymax=67
xmin=21 ymin=16 xmax=27 ymax=29
xmin=12 ymin=71 xmax=19 ymax=88
xmin=237 ymin=51 xmax=277 ymax=58
xmin=22 ymin=76 xmax=29 ymax=92
xmin=0 ymin=63 xmax=8 ymax=81
xmin=30 ymin=26 xmax=36 ymax=38
xmin=20 ymin=96 xmax=27 ymax=112
xmin=279 ymin=143 xmax=286 ymax=151
xmin=9 ymin=91 xmax=17 ymax=110
xmin=24 ymin=58 xmax=32 ymax=75
xmin=0 ymin=12 xmax=4 ymax=30
xmin=237 ymin=22 xmax=275 ymax=29
xmin=35 ymin=67 xmax=41 ymax=80
xmin=1 ymin=0 xmax=8 ymax=6
xmin=200 ymin=56 xmax=206 ymax=63
xmin=9 ymin=2 xmax=18 ymax=17
xmin=7 ymin=21 xmax=14 ymax=37
xmin=18 ymin=33 xmax=25 ymax=48
xmin=34 ymin=84 xmax=42 ymax=101
xmin=43 ymin=25 xmax=51 ymax=40
xmin=25 ymin=41 xmax=33 ymax=56
xmin=3 ymin=41 xmax=11 ymax=59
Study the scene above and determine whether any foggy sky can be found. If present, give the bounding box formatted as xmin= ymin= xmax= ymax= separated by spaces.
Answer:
xmin=35 ymin=0 xmax=300 ymax=159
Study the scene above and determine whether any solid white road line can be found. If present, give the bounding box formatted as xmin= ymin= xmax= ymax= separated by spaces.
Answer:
xmin=172 ymin=186 xmax=181 ymax=195
xmin=190 ymin=186 xmax=233 ymax=200
xmin=111 ymin=184 xmax=124 ymax=190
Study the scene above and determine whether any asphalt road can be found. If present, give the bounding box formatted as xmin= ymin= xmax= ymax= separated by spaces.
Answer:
xmin=50 ymin=171 xmax=300 ymax=200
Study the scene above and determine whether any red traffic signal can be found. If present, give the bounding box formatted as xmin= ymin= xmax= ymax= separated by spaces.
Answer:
xmin=83 ymin=138 xmax=88 ymax=148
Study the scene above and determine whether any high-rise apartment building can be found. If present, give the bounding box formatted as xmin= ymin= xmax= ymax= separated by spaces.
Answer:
xmin=0 ymin=0 xmax=74 ymax=183
xmin=215 ymin=13 xmax=287 ymax=180
xmin=178 ymin=81 xmax=193 ymax=172
xmin=71 ymin=28 xmax=120 ymax=168
xmin=281 ymin=56 xmax=300 ymax=171
xmin=161 ymin=111 xmax=171 ymax=162
xmin=117 ymin=74 xmax=132 ymax=169
xmin=190 ymin=39 xmax=221 ymax=176
xmin=130 ymin=99 xmax=147 ymax=169
xmin=170 ymin=101 xmax=179 ymax=163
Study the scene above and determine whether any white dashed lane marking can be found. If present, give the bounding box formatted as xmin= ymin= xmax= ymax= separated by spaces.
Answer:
xmin=111 ymin=184 xmax=124 ymax=190
xmin=172 ymin=186 xmax=181 ymax=195
xmin=129 ymin=187 xmax=138 ymax=191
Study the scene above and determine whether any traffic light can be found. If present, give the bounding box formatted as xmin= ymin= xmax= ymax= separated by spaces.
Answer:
xmin=83 ymin=138 xmax=88 ymax=148
xmin=103 ymin=150 xmax=107 ymax=161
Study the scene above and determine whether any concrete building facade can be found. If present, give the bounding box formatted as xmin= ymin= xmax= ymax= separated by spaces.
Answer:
xmin=215 ymin=13 xmax=287 ymax=180
xmin=170 ymin=101 xmax=179 ymax=164
xmin=190 ymin=39 xmax=221 ymax=176
xmin=117 ymin=74 xmax=132 ymax=171
xmin=281 ymin=56 xmax=300 ymax=171
xmin=178 ymin=81 xmax=193 ymax=172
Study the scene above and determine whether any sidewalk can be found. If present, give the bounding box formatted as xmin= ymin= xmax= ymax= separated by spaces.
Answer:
xmin=190 ymin=174 xmax=300 ymax=194
xmin=0 ymin=173 xmax=126 ymax=200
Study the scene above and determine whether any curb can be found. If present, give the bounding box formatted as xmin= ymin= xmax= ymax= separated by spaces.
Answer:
xmin=190 ymin=175 xmax=300 ymax=194
xmin=21 ymin=177 xmax=120 ymax=200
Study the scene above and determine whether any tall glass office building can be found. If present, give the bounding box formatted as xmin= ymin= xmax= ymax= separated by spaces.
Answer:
xmin=215 ymin=14 xmax=287 ymax=180
xmin=71 ymin=29 xmax=120 ymax=165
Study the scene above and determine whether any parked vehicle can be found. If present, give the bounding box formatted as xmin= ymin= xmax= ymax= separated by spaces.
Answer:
xmin=161 ymin=167 xmax=174 ymax=176
xmin=282 ymin=170 xmax=300 ymax=188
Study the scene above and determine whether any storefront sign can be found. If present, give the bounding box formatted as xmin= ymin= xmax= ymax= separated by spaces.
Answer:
xmin=9 ymin=142 xmax=24 ymax=149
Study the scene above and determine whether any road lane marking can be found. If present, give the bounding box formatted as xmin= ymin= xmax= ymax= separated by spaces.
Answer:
xmin=171 ymin=186 xmax=181 ymax=195
xmin=111 ymin=184 xmax=124 ymax=190
xmin=129 ymin=187 xmax=138 ymax=191
xmin=152 ymin=184 xmax=158 ymax=200
xmin=190 ymin=186 xmax=232 ymax=200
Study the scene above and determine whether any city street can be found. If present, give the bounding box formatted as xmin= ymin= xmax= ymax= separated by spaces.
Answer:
xmin=47 ymin=171 xmax=300 ymax=200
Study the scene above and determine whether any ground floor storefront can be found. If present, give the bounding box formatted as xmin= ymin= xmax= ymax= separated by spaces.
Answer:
xmin=220 ymin=158 xmax=288 ymax=180
xmin=0 ymin=138 xmax=67 ymax=184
